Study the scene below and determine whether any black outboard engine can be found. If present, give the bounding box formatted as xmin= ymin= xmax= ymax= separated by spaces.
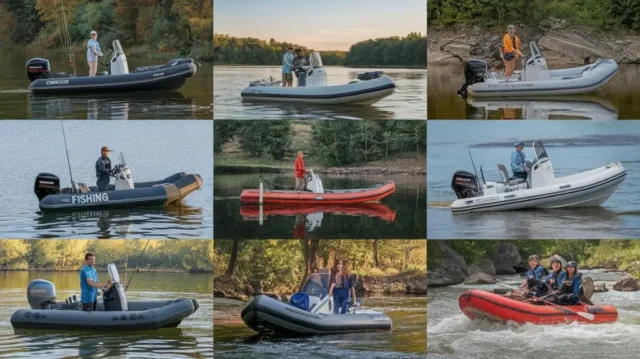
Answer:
xmin=457 ymin=59 xmax=488 ymax=99
xmin=34 ymin=173 xmax=60 ymax=201
xmin=26 ymin=58 xmax=51 ymax=82
xmin=451 ymin=170 xmax=480 ymax=199
xmin=27 ymin=279 xmax=57 ymax=309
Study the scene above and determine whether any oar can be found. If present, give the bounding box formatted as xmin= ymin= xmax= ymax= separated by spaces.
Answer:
xmin=496 ymin=281 xmax=595 ymax=321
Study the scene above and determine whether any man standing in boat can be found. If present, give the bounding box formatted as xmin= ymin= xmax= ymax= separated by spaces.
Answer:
xmin=87 ymin=30 xmax=104 ymax=77
xmin=294 ymin=151 xmax=310 ymax=191
xmin=80 ymin=253 xmax=111 ymax=311
xmin=96 ymin=146 xmax=114 ymax=191
xmin=502 ymin=25 xmax=523 ymax=78
xmin=282 ymin=47 xmax=294 ymax=87
xmin=511 ymin=141 xmax=529 ymax=180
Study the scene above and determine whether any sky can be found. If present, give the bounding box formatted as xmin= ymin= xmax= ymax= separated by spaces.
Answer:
xmin=214 ymin=0 xmax=426 ymax=51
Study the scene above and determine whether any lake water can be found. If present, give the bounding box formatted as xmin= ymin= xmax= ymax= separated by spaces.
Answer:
xmin=0 ymin=121 xmax=213 ymax=239
xmin=0 ymin=270 xmax=213 ymax=358
xmin=214 ymin=296 xmax=426 ymax=358
xmin=427 ymin=270 xmax=640 ymax=359
xmin=428 ymin=64 xmax=640 ymax=120
xmin=214 ymin=66 xmax=426 ymax=120
xmin=427 ymin=121 xmax=640 ymax=239
xmin=214 ymin=173 xmax=426 ymax=239
xmin=0 ymin=49 xmax=212 ymax=119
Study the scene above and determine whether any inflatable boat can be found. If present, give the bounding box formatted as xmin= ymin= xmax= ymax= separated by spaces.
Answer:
xmin=27 ymin=40 xmax=197 ymax=94
xmin=466 ymin=96 xmax=618 ymax=120
xmin=240 ymin=203 xmax=397 ymax=222
xmin=11 ymin=264 xmax=199 ymax=330
xmin=241 ymin=52 xmax=395 ymax=105
xmin=459 ymin=289 xmax=617 ymax=325
xmin=240 ymin=171 xmax=396 ymax=205
xmin=241 ymin=269 xmax=392 ymax=335
xmin=457 ymin=42 xmax=618 ymax=99
xmin=450 ymin=141 xmax=625 ymax=213
xmin=35 ymin=153 xmax=202 ymax=212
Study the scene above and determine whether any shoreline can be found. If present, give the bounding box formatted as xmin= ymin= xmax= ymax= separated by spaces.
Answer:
xmin=215 ymin=164 xmax=426 ymax=176
xmin=0 ymin=267 xmax=212 ymax=273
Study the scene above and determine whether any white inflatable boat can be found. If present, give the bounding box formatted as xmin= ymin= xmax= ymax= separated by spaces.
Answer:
xmin=458 ymin=42 xmax=618 ymax=98
xmin=450 ymin=141 xmax=626 ymax=213
xmin=241 ymin=52 xmax=396 ymax=105
xmin=467 ymin=96 xmax=618 ymax=120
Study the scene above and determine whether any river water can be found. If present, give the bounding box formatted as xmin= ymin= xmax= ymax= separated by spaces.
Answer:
xmin=427 ymin=270 xmax=640 ymax=359
xmin=427 ymin=64 xmax=640 ymax=120
xmin=0 ymin=121 xmax=213 ymax=239
xmin=214 ymin=296 xmax=426 ymax=358
xmin=427 ymin=121 xmax=640 ymax=239
xmin=214 ymin=66 xmax=426 ymax=120
xmin=214 ymin=173 xmax=426 ymax=239
xmin=0 ymin=49 xmax=212 ymax=119
xmin=0 ymin=270 xmax=213 ymax=358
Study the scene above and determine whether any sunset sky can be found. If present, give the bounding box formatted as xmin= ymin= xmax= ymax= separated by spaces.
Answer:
xmin=214 ymin=0 xmax=426 ymax=51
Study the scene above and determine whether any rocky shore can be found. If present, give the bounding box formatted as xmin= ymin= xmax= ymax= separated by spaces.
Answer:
xmin=427 ymin=241 xmax=640 ymax=292
xmin=428 ymin=20 xmax=640 ymax=68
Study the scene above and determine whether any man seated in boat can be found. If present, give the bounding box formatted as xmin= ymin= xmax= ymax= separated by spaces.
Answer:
xmin=95 ymin=146 xmax=116 ymax=191
xmin=530 ymin=256 xmax=565 ymax=303
xmin=511 ymin=141 xmax=529 ymax=180
xmin=294 ymin=151 xmax=310 ymax=191
xmin=80 ymin=252 xmax=111 ymax=311
xmin=516 ymin=255 xmax=549 ymax=298
xmin=282 ymin=47 xmax=294 ymax=87
xmin=555 ymin=261 xmax=583 ymax=305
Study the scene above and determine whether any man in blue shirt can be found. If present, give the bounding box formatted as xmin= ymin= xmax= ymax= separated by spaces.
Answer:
xmin=282 ymin=47 xmax=294 ymax=87
xmin=511 ymin=141 xmax=528 ymax=180
xmin=80 ymin=252 xmax=111 ymax=311
xmin=95 ymin=146 xmax=114 ymax=191
xmin=87 ymin=30 xmax=103 ymax=77
xmin=518 ymin=254 xmax=548 ymax=297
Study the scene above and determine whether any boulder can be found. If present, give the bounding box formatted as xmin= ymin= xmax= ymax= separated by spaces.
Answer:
xmin=613 ymin=277 xmax=640 ymax=292
xmin=538 ymin=35 xmax=611 ymax=63
xmin=593 ymin=282 xmax=608 ymax=293
xmin=464 ymin=273 xmax=496 ymax=285
xmin=427 ymin=269 xmax=466 ymax=286
xmin=468 ymin=264 xmax=483 ymax=275
xmin=427 ymin=51 xmax=463 ymax=65
xmin=427 ymin=241 xmax=469 ymax=286
xmin=479 ymin=258 xmax=496 ymax=276
xmin=491 ymin=242 xmax=521 ymax=274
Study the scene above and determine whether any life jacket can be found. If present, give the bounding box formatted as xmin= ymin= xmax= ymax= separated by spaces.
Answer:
xmin=562 ymin=273 xmax=582 ymax=294
xmin=526 ymin=265 xmax=548 ymax=290
xmin=548 ymin=269 xmax=565 ymax=290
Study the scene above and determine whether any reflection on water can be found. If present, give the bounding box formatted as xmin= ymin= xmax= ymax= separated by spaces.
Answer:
xmin=428 ymin=64 xmax=640 ymax=119
xmin=214 ymin=66 xmax=426 ymax=120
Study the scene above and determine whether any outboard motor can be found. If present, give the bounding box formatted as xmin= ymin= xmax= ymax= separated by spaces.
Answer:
xmin=451 ymin=170 xmax=480 ymax=199
xmin=104 ymin=263 xmax=128 ymax=311
xmin=34 ymin=173 xmax=60 ymax=200
xmin=457 ymin=59 xmax=488 ymax=99
xmin=26 ymin=58 xmax=51 ymax=82
xmin=27 ymin=279 xmax=57 ymax=309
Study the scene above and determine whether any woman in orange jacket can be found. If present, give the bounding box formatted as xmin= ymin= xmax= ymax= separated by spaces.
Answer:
xmin=503 ymin=24 xmax=523 ymax=77
xmin=294 ymin=151 xmax=309 ymax=190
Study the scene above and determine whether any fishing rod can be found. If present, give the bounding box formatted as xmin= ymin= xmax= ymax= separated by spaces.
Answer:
xmin=468 ymin=148 xmax=483 ymax=191
xmin=125 ymin=239 xmax=151 ymax=291
xmin=60 ymin=120 xmax=76 ymax=192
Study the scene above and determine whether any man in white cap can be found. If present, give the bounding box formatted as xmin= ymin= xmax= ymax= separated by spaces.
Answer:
xmin=87 ymin=30 xmax=103 ymax=77
xmin=511 ymin=141 xmax=528 ymax=180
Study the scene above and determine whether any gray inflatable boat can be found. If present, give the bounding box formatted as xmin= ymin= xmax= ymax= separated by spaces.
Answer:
xmin=11 ymin=264 xmax=199 ymax=331
xmin=241 ymin=270 xmax=392 ymax=335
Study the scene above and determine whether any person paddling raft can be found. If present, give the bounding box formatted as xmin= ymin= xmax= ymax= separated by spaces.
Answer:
xmin=556 ymin=261 xmax=583 ymax=305
xmin=518 ymin=255 xmax=549 ymax=297
xmin=530 ymin=256 xmax=566 ymax=303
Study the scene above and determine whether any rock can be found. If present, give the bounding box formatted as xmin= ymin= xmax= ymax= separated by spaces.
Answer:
xmin=538 ymin=35 xmax=610 ymax=63
xmin=613 ymin=278 xmax=640 ymax=292
xmin=442 ymin=43 xmax=471 ymax=57
xmin=464 ymin=273 xmax=496 ymax=285
xmin=427 ymin=269 xmax=466 ymax=286
xmin=479 ymin=258 xmax=496 ymax=276
xmin=468 ymin=264 xmax=483 ymax=275
xmin=427 ymin=242 xmax=468 ymax=286
xmin=490 ymin=34 xmax=500 ymax=42
xmin=593 ymin=282 xmax=608 ymax=293
xmin=491 ymin=242 xmax=521 ymax=274
xmin=406 ymin=281 xmax=427 ymax=294
xmin=427 ymin=51 xmax=462 ymax=65
xmin=470 ymin=47 xmax=484 ymax=56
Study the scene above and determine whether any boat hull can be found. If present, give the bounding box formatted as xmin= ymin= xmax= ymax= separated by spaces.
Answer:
xmin=240 ymin=181 xmax=396 ymax=205
xmin=241 ymin=76 xmax=395 ymax=105
xmin=459 ymin=290 xmax=617 ymax=325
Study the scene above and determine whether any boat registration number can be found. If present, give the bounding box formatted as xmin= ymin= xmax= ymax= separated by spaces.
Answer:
xmin=46 ymin=79 xmax=69 ymax=85
xmin=488 ymin=82 xmax=534 ymax=88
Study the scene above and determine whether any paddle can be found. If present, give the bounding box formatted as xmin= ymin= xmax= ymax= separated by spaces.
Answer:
xmin=496 ymin=281 xmax=595 ymax=321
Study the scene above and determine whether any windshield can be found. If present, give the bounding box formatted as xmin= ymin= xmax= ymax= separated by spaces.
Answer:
xmin=530 ymin=42 xmax=541 ymax=59
xmin=108 ymin=263 xmax=120 ymax=283
xmin=118 ymin=152 xmax=127 ymax=166
xmin=310 ymin=52 xmax=323 ymax=68
xmin=534 ymin=141 xmax=548 ymax=161
xmin=113 ymin=40 xmax=124 ymax=55
xmin=300 ymin=273 xmax=329 ymax=297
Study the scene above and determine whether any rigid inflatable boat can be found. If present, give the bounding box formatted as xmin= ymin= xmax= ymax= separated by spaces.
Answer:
xmin=27 ymin=40 xmax=197 ymax=94
xmin=240 ymin=171 xmax=396 ymax=205
xmin=241 ymin=52 xmax=395 ymax=105
xmin=466 ymin=96 xmax=618 ymax=120
xmin=240 ymin=203 xmax=397 ymax=222
xmin=11 ymin=264 xmax=199 ymax=330
xmin=458 ymin=42 xmax=618 ymax=99
xmin=241 ymin=269 xmax=392 ymax=335
xmin=450 ymin=141 xmax=625 ymax=213
xmin=459 ymin=289 xmax=617 ymax=325
xmin=35 ymin=153 xmax=202 ymax=212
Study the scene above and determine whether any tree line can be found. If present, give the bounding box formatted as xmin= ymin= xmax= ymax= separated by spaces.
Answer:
xmin=214 ymin=120 xmax=426 ymax=166
xmin=428 ymin=0 xmax=640 ymax=31
xmin=0 ymin=0 xmax=213 ymax=60
xmin=0 ymin=240 xmax=214 ymax=272
xmin=213 ymin=32 xmax=426 ymax=67
xmin=214 ymin=239 xmax=426 ymax=294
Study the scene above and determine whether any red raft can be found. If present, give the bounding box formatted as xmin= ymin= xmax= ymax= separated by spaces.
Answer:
xmin=240 ymin=181 xmax=396 ymax=205
xmin=459 ymin=289 xmax=618 ymax=325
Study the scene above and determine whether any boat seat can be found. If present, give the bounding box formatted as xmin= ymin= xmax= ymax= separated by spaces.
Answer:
xmin=497 ymin=164 xmax=525 ymax=186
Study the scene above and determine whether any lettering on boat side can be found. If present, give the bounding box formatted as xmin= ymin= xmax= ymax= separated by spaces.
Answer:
xmin=315 ymin=196 xmax=323 ymax=200
xmin=488 ymin=83 xmax=534 ymax=88
xmin=153 ymin=72 xmax=165 ymax=77
xmin=472 ymin=196 xmax=499 ymax=204
xmin=46 ymin=79 xmax=70 ymax=85
xmin=70 ymin=193 xmax=109 ymax=204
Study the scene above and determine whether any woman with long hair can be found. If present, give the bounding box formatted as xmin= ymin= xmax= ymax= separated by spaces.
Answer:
xmin=328 ymin=259 xmax=356 ymax=314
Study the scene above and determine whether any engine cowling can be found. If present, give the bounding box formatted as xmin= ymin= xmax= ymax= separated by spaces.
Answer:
xmin=451 ymin=170 xmax=480 ymax=199
xmin=27 ymin=58 xmax=51 ymax=82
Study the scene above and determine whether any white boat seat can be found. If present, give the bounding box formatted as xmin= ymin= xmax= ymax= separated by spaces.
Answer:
xmin=497 ymin=164 xmax=525 ymax=186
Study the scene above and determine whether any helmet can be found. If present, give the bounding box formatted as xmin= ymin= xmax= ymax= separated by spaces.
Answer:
xmin=528 ymin=255 xmax=539 ymax=261
xmin=566 ymin=261 xmax=578 ymax=269
xmin=550 ymin=257 xmax=562 ymax=266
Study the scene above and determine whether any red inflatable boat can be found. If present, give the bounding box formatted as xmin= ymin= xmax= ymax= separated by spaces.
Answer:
xmin=240 ymin=203 xmax=397 ymax=222
xmin=240 ymin=181 xmax=396 ymax=205
xmin=459 ymin=289 xmax=618 ymax=325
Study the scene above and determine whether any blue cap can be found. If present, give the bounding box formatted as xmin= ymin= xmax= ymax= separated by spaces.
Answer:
xmin=514 ymin=141 xmax=524 ymax=147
